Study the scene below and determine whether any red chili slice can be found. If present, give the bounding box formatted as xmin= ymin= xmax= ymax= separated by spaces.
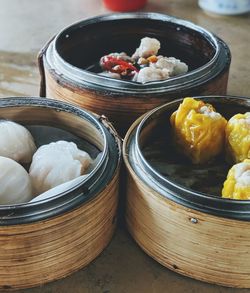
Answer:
xmin=101 ymin=56 xmax=139 ymax=75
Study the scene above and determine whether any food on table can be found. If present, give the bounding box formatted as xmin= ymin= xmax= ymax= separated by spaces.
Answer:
xmin=0 ymin=120 xmax=36 ymax=163
xmin=0 ymin=117 xmax=97 ymax=205
xmin=29 ymin=140 xmax=92 ymax=195
xmin=0 ymin=156 xmax=33 ymax=205
xmin=170 ymin=97 xmax=227 ymax=164
xmin=222 ymin=159 xmax=250 ymax=200
xmin=30 ymin=152 xmax=102 ymax=202
xmin=225 ymin=112 xmax=250 ymax=163
xmin=99 ymin=37 xmax=188 ymax=83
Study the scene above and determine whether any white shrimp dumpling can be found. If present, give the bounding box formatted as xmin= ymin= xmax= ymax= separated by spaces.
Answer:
xmin=0 ymin=120 xmax=36 ymax=163
xmin=30 ymin=175 xmax=88 ymax=202
xmin=29 ymin=140 xmax=93 ymax=195
xmin=0 ymin=156 xmax=33 ymax=205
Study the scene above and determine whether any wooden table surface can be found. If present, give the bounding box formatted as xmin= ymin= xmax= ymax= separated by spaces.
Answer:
xmin=0 ymin=0 xmax=250 ymax=292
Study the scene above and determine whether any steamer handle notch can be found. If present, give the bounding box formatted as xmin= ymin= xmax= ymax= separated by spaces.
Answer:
xmin=37 ymin=36 xmax=56 ymax=97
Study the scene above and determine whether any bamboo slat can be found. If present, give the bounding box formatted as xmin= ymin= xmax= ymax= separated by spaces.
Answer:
xmin=123 ymin=99 xmax=250 ymax=288
xmin=0 ymin=99 xmax=120 ymax=290
xmin=0 ymin=172 xmax=119 ymax=290
xmin=44 ymin=68 xmax=229 ymax=136
xmin=124 ymin=166 xmax=250 ymax=288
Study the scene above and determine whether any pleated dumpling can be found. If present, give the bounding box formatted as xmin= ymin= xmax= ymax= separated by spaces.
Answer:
xmin=30 ymin=175 xmax=88 ymax=203
xmin=225 ymin=113 xmax=250 ymax=163
xmin=29 ymin=141 xmax=92 ymax=195
xmin=0 ymin=156 xmax=33 ymax=205
xmin=0 ymin=120 xmax=36 ymax=163
xmin=170 ymin=97 xmax=227 ymax=164
xmin=222 ymin=159 xmax=250 ymax=200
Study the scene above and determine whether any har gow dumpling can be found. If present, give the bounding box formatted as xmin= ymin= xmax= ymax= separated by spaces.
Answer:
xmin=0 ymin=120 xmax=36 ymax=163
xmin=29 ymin=140 xmax=92 ymax=195
xmin=0 ymin=156 xmax=33 ymax=205
xmin=30 ymin=174 xmax=88 ymax=203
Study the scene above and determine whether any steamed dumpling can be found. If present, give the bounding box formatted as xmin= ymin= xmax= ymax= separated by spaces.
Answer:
xmin=222 ymin=159 xmax=250 ymax=200
xmin=225 ymin=112 xmax=250 ymax=163
xmin=29 ymin=141 xmax=92 ymax=195
xmin=0 ymin=156 xmax=33 ymax=205
xmin=30 ymin=175 xmax=88 ymax=202
xmin=170 ymin=97 xmax=227 ymax=164
xmin=0 ymin=120 xmax=36 ymax=163
xmin=133 ymin=67 xmax=170 ymax=83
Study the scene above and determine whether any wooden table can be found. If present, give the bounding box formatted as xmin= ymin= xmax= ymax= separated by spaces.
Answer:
xmin=0 ymin=0 xmax=250 ymax=292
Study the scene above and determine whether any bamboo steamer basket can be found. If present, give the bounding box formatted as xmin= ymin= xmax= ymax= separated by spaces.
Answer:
xmin=123 ymin=96 xmax=250 ymax=288
xmin=0 ymin=97 xmax=121 ymax=290
xmin=38 ymin=13 xmax=231 ymax=135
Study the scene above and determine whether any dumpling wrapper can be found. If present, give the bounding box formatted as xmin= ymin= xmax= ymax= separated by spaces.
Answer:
xmin=222 ymin=159 xmax=250 ymax=200
xmin=0 ymin=156 xmax=33 ymax=205
xmin=170 ymin=97 xmax=227 ymax=164
xmin=30 ymin=152 xmax=102 ymax=202
xmin=30 ymin=175 xmax=88 ymax=202
xmin=29 ymin=141 xmax=93 ymax=195
xmin=0 ymin=120 xmax=36 ymax=163
xmin=225 ymin=113 xmax=250 ymax=163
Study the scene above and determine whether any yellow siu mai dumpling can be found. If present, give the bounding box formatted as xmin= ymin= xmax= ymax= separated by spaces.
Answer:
xmin=222 ymin=159 xmax=250 ymax=200
xmin=170 ymin=97 xmax=227 ymax=164
xmin=225 ymin=113 xmax=250 ymax=163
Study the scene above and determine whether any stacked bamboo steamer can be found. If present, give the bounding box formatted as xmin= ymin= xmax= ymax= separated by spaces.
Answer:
xmin=39 ymin=13 xmax=231 ymax=135
xmin=0 ymin=98 xmax=121 ymax=290
xmin=3 ymin=12 xmax=249 ymax=291
xmin=123 ymin=96 xmax=250 ymax=288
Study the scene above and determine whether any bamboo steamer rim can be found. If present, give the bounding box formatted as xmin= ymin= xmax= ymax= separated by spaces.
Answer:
xmin=123 ymin=95 xmax=250 ymax=221
xmin=42 ymin=12 xmax=231 ymax=95
xmin=0 ymin=97 xmax=121 ymax=225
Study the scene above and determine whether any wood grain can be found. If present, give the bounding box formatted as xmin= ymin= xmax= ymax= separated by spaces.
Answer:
xmin=0 ymin=103 xmax=120 ymax=290
xmin=0 ymin=172 xmax=119 ymax=290
xmin=123 ymin=122 xmax=250 ymax=289
xmin=44 ymin=68 xmax=229 ymax=136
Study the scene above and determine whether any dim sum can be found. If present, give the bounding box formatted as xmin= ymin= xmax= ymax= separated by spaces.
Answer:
xmin=0 ymin=120 xmax=36 ymax=163
xmin=0 ymin=156 xmax=33 ymax=204
xmin=225 ymin=112 xmax=250 ymax=163
xmin=170 ymin=97 xmax=227 ymax=164
xmin=222 ymin=159 xmax=250 ymax=200
xmin=29 ymin=140 xmax=92 ymax=195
